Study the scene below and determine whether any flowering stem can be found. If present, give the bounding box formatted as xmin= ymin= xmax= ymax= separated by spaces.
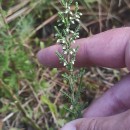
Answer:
xmin=55 ymin=0 xmax=85 ymax=119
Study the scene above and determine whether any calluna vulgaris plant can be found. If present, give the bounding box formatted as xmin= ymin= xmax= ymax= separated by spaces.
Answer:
xmin=55 ymin=0 xmax=86 ymax=119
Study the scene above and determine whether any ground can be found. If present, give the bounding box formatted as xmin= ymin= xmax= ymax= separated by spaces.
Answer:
xmin=0 ymin=0 xmax=129 ymax=130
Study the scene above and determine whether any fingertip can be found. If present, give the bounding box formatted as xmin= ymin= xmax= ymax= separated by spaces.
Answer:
xmin=61 ymin=118 xmax=101 ymax=130
xmin=37 ymin=49 xmax=44 ymax=65
xmin=37 ymin=49 xmax=50 ymax=67
xmin=37 ymin=45 xmax=61 ymax=67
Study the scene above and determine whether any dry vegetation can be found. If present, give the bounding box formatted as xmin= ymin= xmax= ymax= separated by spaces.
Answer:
xmin=0 ymin=0 xmax=129 ymax=130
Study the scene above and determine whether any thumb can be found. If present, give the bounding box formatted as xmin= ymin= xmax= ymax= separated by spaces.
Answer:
xmin=61 ymin=118 xmax=99 ymax=130
xmin=61 ymin=110 xmax=130 ymax=130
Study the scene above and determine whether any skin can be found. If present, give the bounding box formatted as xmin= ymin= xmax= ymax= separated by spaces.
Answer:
xmin=37 ymin=27 xmax=130 ymax=130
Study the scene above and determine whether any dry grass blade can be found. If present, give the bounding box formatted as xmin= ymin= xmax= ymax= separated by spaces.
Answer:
xmin=26 ymin=14 xmax=58 ymax=41
xmin=0 ymin=120 xmax=3 ymax=130
xmin=7 ymin=7 xmax=29 ymax=23
xmin=4 ymin=0 xmax=42 ymax=24
xmin=7 ymin=0 xmax=31 ymax=16
xmin=124 ymin=0 xmax=130 ymax=9
xmin=98 ymin=0 xmax=103 ymax=32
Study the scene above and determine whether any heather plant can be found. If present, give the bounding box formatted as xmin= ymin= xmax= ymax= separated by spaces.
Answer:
xmin=55 ymin=0 xmax=86 ymax=119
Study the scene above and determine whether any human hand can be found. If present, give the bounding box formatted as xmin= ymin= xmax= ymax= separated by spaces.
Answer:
xmin=37 ymin=27 xmax=130 ymax=130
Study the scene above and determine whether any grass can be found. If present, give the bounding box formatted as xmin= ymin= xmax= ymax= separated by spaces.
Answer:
xmin=0 ymin=0 xmax=129 ymax=130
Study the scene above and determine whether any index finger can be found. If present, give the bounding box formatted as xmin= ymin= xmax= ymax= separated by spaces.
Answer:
xmin=37 ymin=27 xmax=130 ymax=70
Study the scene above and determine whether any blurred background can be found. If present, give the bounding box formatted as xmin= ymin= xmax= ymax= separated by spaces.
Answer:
xmin=0 ymin=0 xmax=129 ymax=130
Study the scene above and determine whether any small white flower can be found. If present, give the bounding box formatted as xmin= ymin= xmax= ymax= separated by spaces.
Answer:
xmin=63 ymin=46 xmax=66 ymax=49
xmin=76 ymin=35 xmax=79 ymax=38
xmin=69 ymin=17 xmax=73 ymax=20
xmin=70 ymin=12 xmax=73 ymax=15
xmin=65 ymin=10 xmax=68 ymax=14
xmin=70 ymin=105 xmax=73 ymax=110
xmin=65 ymin=9 xmax=69 ymax=14
xmin=73 ymin=40 xmax=76 ymax=43
xmin=79 ymin=12 xmax=83 ymax=16
xmin=64 ymin=62 xmax=67 ymax=66
xmin=62 ymin=40 xmax=66 ymax=43
xmin=76 ymin=14 xmax=80 ymax=18
xmin=57 ymin=39 xmax=60 ymax=43
xmin=71 ymin=21 xmax=75 ymax=24
xmin=64 ymin=51 xmax=67 ymax=54
xmin=70 ymin=30 xmax=74 ymax=34
xmin=58 ymin=23 xmax=62 ymax=26
xmin=66 ymin=28 xmax=69 ymax=32
xmin=76 ymin=19 xmax=80 ymax=22
xmin=72 ymin=60 xmax=75 ymax=65
xmin=55 ymin=34 xmax=58 ymax=37
xmin=73 ymin=48 xmax=76 ymax=52
xmin=70 ymin=51 xmax=73 ymax=55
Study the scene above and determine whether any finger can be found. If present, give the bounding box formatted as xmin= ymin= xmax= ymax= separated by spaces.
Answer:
xmin=61 ymin=110 xmax=130 ymax=130
xmin=125 ymin=37 xmax=130 ymax=70
xmin=83 ymin=73 xmax=130 ymax=118
xmin=37 ymin=27 xmax=130 ymax=69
